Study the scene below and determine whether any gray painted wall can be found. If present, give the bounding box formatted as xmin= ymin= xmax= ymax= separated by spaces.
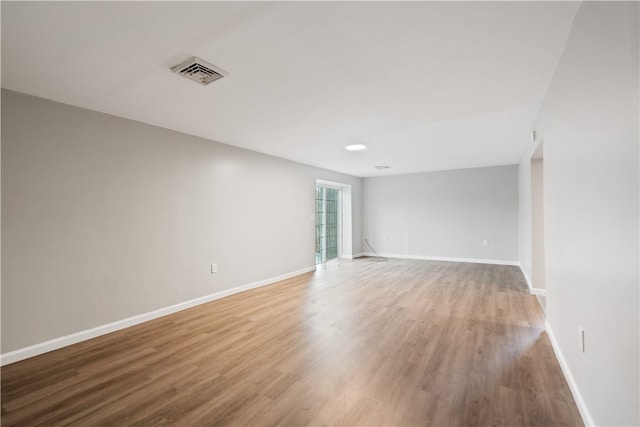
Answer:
xmin=526 ymin=2 xmax=638 ymax=425
xmin=362 ymin=165 xmax=519 ymax=262
xmin=1 ymin=90 xmax=363 ymax=353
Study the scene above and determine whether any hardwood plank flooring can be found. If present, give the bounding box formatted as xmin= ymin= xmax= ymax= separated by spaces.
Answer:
xmin=1 ymin=258 xmax=583 ymax=426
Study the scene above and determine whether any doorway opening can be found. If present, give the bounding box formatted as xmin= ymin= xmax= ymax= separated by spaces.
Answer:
xmin=315 ymin=180 xmax=353 ymax=265
xmin=315 ymin=186 xmax=339 ymax=264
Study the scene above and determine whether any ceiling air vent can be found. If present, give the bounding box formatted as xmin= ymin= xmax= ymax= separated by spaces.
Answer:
xmin=171 ymin=56 xmax=229 ymax=86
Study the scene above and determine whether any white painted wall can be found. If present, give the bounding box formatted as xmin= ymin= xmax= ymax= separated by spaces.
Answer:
xmin=363 ymin=165 xmax=519 ymax=263
xmin=518 ymin=153 xmax=533 ymax=288
xmin=531 ymin=158 xmax=545 ymax=291
xmin=523 ymin=2 xmax=639 ymax=425
xmin=1 ymin=89 xmax=363 ymax=354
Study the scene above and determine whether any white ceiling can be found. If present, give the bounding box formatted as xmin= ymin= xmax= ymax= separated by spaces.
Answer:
xmin=1 ymin=1 xmax=579 ymax=177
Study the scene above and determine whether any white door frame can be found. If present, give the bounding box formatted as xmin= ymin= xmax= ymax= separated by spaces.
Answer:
xmin=530 ymin=140 xmax=546 ymax=296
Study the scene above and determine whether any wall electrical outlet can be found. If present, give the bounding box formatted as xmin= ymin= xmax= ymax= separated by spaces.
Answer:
xmin=483 ymin=239 xmax=488 ymax=246
xmin=578 ymin=326 xmax=585 ymax=353
xmin=211 ymin=263 xmax=217 ymax=274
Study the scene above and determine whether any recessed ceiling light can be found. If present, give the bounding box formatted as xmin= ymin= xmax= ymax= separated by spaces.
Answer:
xmin=346 ymin=144 xmax=367 ymax=151
xmin=375 ymin=165 xmax=391 ymax=170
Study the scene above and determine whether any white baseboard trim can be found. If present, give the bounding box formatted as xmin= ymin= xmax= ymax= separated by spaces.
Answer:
xmin=517 ymin=265 xmax=546 ymax=296
xmin=518 ymin=264 xmax=533 ymax=293
xmin=360 ymin=252 xmax=519 ymax=266
xmin=545 ymin=321 xmax=594 ymax=427
xmin=1 ymin=266 xmax=317 ymax=366
xmin=340 ymin=252 xmax=366 ymax=260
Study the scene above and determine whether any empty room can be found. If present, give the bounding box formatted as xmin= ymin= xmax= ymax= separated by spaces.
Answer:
xmin=1 ymin=1 xmax=638 ymax=426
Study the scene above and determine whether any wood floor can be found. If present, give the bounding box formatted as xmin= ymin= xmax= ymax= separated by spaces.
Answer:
xmin=1 ymin=258 xmax=583 ymax=426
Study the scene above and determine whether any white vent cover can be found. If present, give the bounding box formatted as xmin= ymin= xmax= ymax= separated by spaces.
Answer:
xmin=171 ymin=56 xmax=229 ymax=86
